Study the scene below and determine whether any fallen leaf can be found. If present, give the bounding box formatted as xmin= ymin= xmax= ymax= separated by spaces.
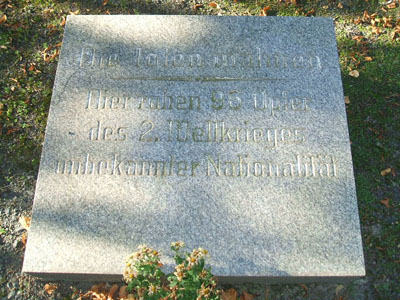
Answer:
xmin=352 ymin=35 xmax=364 ymax=41
xmin=363 ymin=10 xmax=370 ymax=21
xmin=21 ymin=232 xmax=27 ymax=245
xmin=300 ymin=284 xmax=308 ymax=297
xmin=19 ymin=216 xmax=31 ymax=230
xmin=108 ymin=284 xmax=118 ymax=298
xmin=222 ymin=288 xmax=238 ymax=300
xmin=70 ymin=9 xmax=80 ymax=15
xmin=322 ymin=5 xmax=329 ymax=9
xmin=344 ymin=96 xmax=350 ymax=104
xmin=337 ymin=2 xmax=343 ymax=8
xmin=264 ymin=6 xmax=271 ymax=12
xmin=381 ymin=167 xmax=391 ymax=176
xmin=305 ymin=8 xmax=315 ymax=16
xmin=260 ymin=6 xmax=271 ymax=16
xmin=44 ymin=284 xmax=57 ymax=295
xmin=290 ymin=0 xmax=297 ymax=5
xmin=0 ymin=14 xmax=6 ymax=24
xmin=241 ymin=291 xmax=254 ymax=300
xmin=91 ymin=283 xmax=106 ymax=294
xmin=194 ymin=3 xmax=204 ymax=9
xmin=209 ymin=2 xmax=218 ymax=8
xmin=380 ymin=198 xmax=390 ymax=208
xmin=387 ymin=2 xmax=397 ymax=8
xmin=102 ymin=0 xmax=108 ymax=5
xmin=349 ymin=70 xmax=359 ymax=78
xmin=60 ymin=16 xmax=66 ymax=27
xmin=364 ymin=56 xmax=373 ymax=61
xmin=127 ymin=294 xmax=135 ymax=300
xmin=119 ymin=285 xmax=128 ymax=298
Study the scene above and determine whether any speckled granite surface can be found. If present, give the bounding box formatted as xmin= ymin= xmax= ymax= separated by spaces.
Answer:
xmin=22 ymin=15 xmax=365 ymax=282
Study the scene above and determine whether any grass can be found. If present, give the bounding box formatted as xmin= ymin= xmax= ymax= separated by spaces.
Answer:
xmin=0 ymin=0 xmax=399 ymax=299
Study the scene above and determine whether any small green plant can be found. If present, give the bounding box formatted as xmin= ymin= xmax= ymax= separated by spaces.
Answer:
xmin=123 ymin=242 xmax=221 ymax=300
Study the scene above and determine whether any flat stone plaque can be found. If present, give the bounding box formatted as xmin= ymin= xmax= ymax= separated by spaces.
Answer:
xmin=23 ymin=15 xmax=365 ymax=282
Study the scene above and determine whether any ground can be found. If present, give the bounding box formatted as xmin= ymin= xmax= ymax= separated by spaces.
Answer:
xmin=0 ymin=0 xmax=399 ymax=299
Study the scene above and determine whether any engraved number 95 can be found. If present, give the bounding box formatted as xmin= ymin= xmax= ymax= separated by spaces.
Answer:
xmin=211 ymin=90 xmax=242 ymax=110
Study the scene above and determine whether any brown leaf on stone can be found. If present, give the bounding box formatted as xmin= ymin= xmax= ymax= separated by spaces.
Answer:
xmin=221 ymin=288 xmax=238 ymax=300
xmin=380 ymin=198 xmax=390 ymax=208
xmin=241 ymin=291 xmax=255 ymax=300
xmin=0 ymin=14 xmax=6 ymax=24
xmin=119 ymin=285 xmax=128 ymax=298
xmin=19 ymin=216 xmax=31 ymax=230
xmin=209 ymin=2 xmax=218 ymax=8
xmin=380 ymin=167 xmax=391 ymax=176
xmin=349 ymin=70 xmax=359 ymax=78
xmin=60 ymin=16 xmax=66 ymax=27
xmin=108 ymin=284 xmax=118 ymax=299
xmin=44 ymin=283 xmax=57 ymax=295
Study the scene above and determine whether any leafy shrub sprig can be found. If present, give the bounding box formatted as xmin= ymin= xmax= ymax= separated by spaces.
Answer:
xmin=124 ymin=242 xmax=221 ymax=300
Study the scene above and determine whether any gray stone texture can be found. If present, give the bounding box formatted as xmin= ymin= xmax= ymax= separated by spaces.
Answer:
xmin=22 ymin=15 xmax=365 ymax=282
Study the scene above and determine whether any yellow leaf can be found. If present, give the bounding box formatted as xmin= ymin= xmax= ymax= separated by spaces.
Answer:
xmin=380 ymin=168 xmax=391 ymax=176
xmin=337 ymin=2 xmax=343 ymax=8
xmin=60 ymin=16 xmax=66 ymax=27
xmin=364 ymin=56 xmax=373 ymax=61
xmin=0 ymin=14 xmax=6 ymax=24
xmin=221 ymin=288 xmax=238 ymax=300
xmin=44 ymin=284 xmax=57 ymax=295
xmin=380 ymin=198 xmax=390 ymax=208
xmin=349 ymin=70 xmax=359 ymax=78
xmin=21 ymin=232 xmax=27 ymax=245
xmin=19 ymin=216 xmax=31 ymax=230
xmin=344 ymin=96 xmax=350 ymax=104
xmin=70 ymin=9 xmax=80 ymax=15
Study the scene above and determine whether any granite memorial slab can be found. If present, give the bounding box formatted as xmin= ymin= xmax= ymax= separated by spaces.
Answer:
xmin=22 ymin=15 xmax=365 ymax=282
